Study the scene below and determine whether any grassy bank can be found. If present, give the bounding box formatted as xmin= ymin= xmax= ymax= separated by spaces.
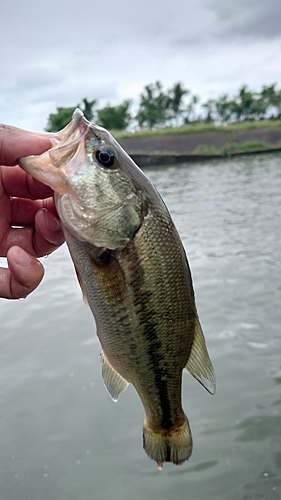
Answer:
xmin=114 ymin=120 xmax=281 ymax=139
xmin=116 ymin=120 xmax=281 ymax=166
xmin=131 ymin=144 xmax=281 ymax=167
xmin=193 ymin=140 xmax=281 ymax=156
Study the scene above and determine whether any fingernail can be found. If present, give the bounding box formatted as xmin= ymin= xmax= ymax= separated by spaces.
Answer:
xmin=44 ymin=210 xmax=61 ymax=232
xmin=13 ymin=248 xmax=32 ymax=267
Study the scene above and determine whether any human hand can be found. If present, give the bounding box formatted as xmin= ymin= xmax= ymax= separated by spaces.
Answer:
xmin=0 ymin=124 xmax=65 ymax=299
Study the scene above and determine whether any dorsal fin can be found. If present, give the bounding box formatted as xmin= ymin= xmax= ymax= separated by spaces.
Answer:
xmin=185 ymin=318 xmax=216 ymax=395
xmin=100 ymin=350 xmax=130 ymax=402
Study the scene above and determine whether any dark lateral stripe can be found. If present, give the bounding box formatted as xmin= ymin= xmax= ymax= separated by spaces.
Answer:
xmin=128 ymin=244 xmax=173 ymax=430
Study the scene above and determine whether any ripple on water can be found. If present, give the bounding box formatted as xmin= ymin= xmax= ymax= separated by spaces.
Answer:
xmin=1 ymin=154 xmax=281 ymax=500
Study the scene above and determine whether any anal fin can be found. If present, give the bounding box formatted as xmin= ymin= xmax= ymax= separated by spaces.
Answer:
xmin=185 ymin=318 xmax=216 ymax=395
xmin=101 ymin=350 xmax=130 ymax=402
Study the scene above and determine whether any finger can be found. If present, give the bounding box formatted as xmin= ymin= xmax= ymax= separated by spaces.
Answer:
xmin=0 ymin=246 xmax=44 ymax=299
xmin=0 ymin=125 xmax=55 ymax=166
xmin=10 ymin=197 xmax=59 ymax=226
xmin=0 ymin=209 xmax=65 ymax=258
xmin=1 ymin=166 xmax=53 ymax=200
xmin=34 ymin=208 xmax=65 ymax=249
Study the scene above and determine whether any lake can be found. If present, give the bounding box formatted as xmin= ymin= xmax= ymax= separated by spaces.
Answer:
xmin=0 ymin=153 xmax=280 ymax=500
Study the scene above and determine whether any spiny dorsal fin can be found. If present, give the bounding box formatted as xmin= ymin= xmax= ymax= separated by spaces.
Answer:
xmin=185 ymin=319 xmax=216 ymax=395
xmin=100 ymin=350 xmax=130 ymax=402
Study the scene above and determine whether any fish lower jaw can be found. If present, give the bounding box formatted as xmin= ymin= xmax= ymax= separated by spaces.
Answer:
xmin=143 ymin=416 xmax=193 ymax=467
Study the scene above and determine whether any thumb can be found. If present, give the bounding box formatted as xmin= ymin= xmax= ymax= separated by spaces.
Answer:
xmin=0 ymin=247 xmax=44 ymax=299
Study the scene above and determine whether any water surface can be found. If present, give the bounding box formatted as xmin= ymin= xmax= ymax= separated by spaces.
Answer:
xmin=0 ymin=153 xmax=280 ymax=500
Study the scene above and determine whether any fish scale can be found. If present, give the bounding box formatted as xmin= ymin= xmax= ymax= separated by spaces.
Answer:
xmin=19 ymin=108 xmax=215 ymax=468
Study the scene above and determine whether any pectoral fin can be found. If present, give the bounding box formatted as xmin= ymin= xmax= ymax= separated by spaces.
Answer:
xmin=74 ymin=266 xmax=88 ymax=305
xmin=101 ymin=350 xmax=130 ymax=402
xmin=185 ymin=319 xmax=216 ymax=395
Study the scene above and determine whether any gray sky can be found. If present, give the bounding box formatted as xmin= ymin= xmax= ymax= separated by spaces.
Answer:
xmin=1 ymin=0 xmax=281 ymax=130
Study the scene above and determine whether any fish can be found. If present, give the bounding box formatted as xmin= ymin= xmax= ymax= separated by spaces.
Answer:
xmin=19 ymin=109 xmax=215 ymax=468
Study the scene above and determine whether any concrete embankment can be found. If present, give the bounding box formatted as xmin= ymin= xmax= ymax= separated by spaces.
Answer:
xmin=118 ymin=126 xmax=281 ymax=166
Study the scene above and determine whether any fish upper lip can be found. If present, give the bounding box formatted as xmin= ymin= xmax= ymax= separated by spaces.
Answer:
xmin=58 ymin=108 xmax=89 ymax=144
xmin=49 ymin=109 xmax=92 ymax=163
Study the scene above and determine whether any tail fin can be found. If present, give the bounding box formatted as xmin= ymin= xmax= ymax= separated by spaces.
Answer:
xmin=143 ymin=417 xmax=192 ymax=468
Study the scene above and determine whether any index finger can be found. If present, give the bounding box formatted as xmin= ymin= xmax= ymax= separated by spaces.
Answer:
xmin=0 ymin=124 xmax=55 ymax=166
xmin=1 ymin=165 xmax=53 ymax=200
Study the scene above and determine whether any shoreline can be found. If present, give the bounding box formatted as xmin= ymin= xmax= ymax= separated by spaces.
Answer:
xmin=118 ymin=125 xmax=281 ymax=167
xmin=130 ymin=147 xmax=281 ymax=167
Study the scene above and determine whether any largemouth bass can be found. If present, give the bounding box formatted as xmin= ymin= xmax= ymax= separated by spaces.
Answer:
xmin=19 ymin=109 xmax=215 ymax=468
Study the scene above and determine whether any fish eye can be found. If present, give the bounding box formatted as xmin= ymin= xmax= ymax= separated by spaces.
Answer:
xmin=95 ymin=147 xmax=115 ymax=168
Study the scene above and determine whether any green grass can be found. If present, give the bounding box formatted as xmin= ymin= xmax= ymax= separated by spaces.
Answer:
xmin=113 ymin=120 xmax=281 ymax=139
xmin=193 ymin=140 xmax=281 ymax=156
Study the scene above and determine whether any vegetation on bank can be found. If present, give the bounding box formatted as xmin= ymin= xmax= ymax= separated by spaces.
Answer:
xmin=113 ymin=120 xmax=281 ymax=139
xmin=45 ymin=81 xmax=281 ymax=133
xmin=192 ymin=140 xmax=281 ymax=157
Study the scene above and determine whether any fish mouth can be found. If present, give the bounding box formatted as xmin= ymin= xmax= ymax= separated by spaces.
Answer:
xmin=19 ymin=109 xmax=94 ymax=194
xmin=48 ymin=108 xmax=90 ymax=168
xmin=58 ymin=108 xmax=88 ymax=141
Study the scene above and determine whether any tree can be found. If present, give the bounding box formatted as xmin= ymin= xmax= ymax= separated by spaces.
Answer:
xmin=214 ymin=94 xmax=233 ymax=123
xmin=80 ymin=98 xmax=97 ymax=121
xmin=45 ymin=82 xmax=281 ymax=134
xmin=231 ymin=85 xmax=264 ymax=121
xmin=136 ymin=81 xmax=170 ymax=128
xmin=167 ymin=82 xmax=189 ymax=126
xmin=45 ymin=106 xmax=76 ymax=132
xmin=45 ymin=97 xmax=98 ymax=131
xmin=97 ymin=100 xmax=132 ymax=130
xmin=260 ymin=84 xmax=281 ymax=118
xmin=184 ymin=94 xmax=200 ymax=123
xmin=202 ymin=99 xmax=216 ymax=123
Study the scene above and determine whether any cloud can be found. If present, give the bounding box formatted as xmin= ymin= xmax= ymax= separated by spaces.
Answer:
xmin=1 ymin=0 xmax=281 ymax=130
xmin=170 ymin=0 xmax=281 ymax=47
xmin=203 ymin=0 xmax=281 ymax=40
